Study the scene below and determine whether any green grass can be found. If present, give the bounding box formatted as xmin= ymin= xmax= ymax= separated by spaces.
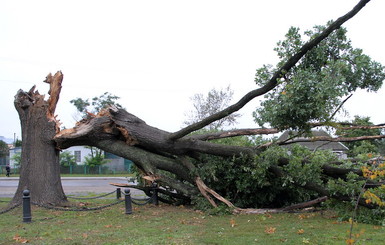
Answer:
xmin=0 ymin=197 xmax=384 ymax=244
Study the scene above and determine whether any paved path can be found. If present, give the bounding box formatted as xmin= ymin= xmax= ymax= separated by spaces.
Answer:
xmin=0 ymin=177 xmax=144 ymax=198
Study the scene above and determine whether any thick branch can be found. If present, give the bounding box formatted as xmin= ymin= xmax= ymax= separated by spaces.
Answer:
xmin=191 ymin=128 xmax=280 ymax=141
xmin=57 ymin=108 xmax=256 ymax=158
xmin=281 ymin=196 xmax=328 ymax=211
xmin=337 ymin=124 xmax=385 ymax=130
xmin=278 ymin=134 xmax=385 ymax=146
xmin=169 ymin=0 xmax=371 ymax=140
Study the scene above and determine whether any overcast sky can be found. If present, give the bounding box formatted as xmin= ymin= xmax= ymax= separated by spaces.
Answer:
xmin=1 ymin=0 xmax=384 ymax=141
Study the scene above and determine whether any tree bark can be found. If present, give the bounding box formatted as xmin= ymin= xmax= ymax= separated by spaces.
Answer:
xmin=12 ymin=71 xmax=67 ymax=205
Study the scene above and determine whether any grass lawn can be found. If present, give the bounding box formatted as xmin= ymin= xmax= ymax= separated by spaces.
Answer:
xmin=0 ymin=197 xmax=384 ymax=245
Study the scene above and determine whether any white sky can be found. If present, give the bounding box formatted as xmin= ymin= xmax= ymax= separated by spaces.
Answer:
xmin=1 ymin=0 xmax=384 ymax=140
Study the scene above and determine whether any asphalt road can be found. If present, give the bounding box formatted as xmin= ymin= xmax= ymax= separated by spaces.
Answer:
xmin=0 ymin=177 xmax=144 ymax=198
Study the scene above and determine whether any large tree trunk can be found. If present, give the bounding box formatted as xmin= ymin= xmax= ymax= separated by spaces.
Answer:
xmin=12 ymin=72 xmax=67 ymax=205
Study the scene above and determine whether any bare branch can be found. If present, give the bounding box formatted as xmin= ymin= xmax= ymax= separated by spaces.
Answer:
xmin=337 ymin=124 xmax=385 ymax=130
xmin=278 ymin=134 xmax=385 ymax=146
xmin=328 ymin=94 xmax=352 ymax=121
xmin=169 ymin=0 xmax=371 ymax=141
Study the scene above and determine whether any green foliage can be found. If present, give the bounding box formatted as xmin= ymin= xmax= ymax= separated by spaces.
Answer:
xmin=14 ymin=139 xmax=22 ymax=147
xmin=254 ymin=24 xmax=385 ymax=131
xmin=327 ymin=158 xmax=385 ymax=225
xmin=195 ymin=135 xmax=337 ymax=209
xmin=327 ymin=199 xmax=385 ymax=226
xmin=84 ymin=147 xmax=107 ymax=167
xmin=10 ymin=152 xmax=21 ymax=167
xmin=327 ymin=172 xmax=365 ymax=197
xmin=59 ymin=151 xmax=76 ymax=167
xmin=0 ymin=140 xmax=9 ymax=158
xmin=70 ymin=92 xmax=123 ymax=117
xmin=336 ymin=116 xmax=382 ymax=157
xmin=84 ymin=154 xmax=107 ymax=167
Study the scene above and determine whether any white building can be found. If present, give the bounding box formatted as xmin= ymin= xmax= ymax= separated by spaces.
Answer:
xmin=63 ymin=146 xmax=93 ymax=165
xmin=9 ymin=147 xmax=21 ymax=168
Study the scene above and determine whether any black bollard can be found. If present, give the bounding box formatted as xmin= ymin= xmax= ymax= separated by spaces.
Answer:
xmin=124 ymin=189 xmax=132 ymax=214
xmin=116 ymin=188 xmax=121 ymax=199
xmin=22 ymin=190 xmax=32 ymax=223
xmin=151 ymin=183 xmax=159 ymax=206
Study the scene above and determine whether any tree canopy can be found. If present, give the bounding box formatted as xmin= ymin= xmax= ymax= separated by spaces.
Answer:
xmin=70 ymin=92 xmax=123 ymax=118
xmin=254 ymin=24 xmax=385 ymax=131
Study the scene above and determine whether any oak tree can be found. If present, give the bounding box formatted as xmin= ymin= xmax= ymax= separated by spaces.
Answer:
xmin=12 ymin=0 xmax=385 ymax=215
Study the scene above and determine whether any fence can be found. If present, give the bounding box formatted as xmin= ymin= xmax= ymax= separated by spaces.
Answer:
xmin=0 ymin=165 xmax=19 ymax=175
xmin=0 ymin=187 xmax=159 ymax=222
xmin=0 ymin=165 xmax=132 ymax=176
xmin=60 ymin=165 xmax=132 ymax=175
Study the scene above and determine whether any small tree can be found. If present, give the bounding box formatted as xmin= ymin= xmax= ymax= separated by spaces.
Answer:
xmin=59 ymin=151 xmax=76 ymax=167
xmin=10 ymin=153 xmax=21 ymax=168
xmin=84 ymin=147 xmax=107 ymax=167
xmin=70 ymin=92 xmax=122 ymax=165
xmin=70 ymin=92 xmax=123 ymax=118
xmin=0 ymin=140 xmax=9 ymax=159
xmin=14 ymin=139 xmax=22 ymax=147
xmin=184 ymin=86 xmax=240 ymax=130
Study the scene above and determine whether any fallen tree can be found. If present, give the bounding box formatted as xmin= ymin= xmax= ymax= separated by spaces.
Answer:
xmin=12 ymin=0 xmax=385 ymax=216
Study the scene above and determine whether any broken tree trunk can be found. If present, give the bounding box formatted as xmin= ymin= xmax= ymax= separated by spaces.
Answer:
xmin=12 ymin=71 xmax=67 ymax=205
xmin=14 ymin=0 xmax=374 ymax=211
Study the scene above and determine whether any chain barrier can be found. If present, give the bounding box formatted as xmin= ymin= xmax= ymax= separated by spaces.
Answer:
xmin=125 ymin=191 xmax=156 ymax=206
xmin=31 ymin=199 xmax=124 ymax=212
xmin=67 ymin=190 xmax=117 ymax=200
xmin=2 ymin=186 xmax=158 ymax=219
xmin=131 ymin=197 xmax=153 ymax=206
xmin=0 ymin=199 xmax=10 ymax=202
xmin=0 ymin=203 xmax=21 ymax=215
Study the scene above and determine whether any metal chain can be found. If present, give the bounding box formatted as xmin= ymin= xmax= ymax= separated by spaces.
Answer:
xmin=67 ymin=190 xmax=117 ymax=200
xmin=131 ymin=198 xmax=153 ymax=206
xmin=130 ymin=192 xmax=156 ymax=206
xmin=0 ymin=203 xmax=21 ymax=215
xmin=31 ymin=199 xmax=124 ymax=212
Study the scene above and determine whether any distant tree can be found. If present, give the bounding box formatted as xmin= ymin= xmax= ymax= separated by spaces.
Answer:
xmin=59 ymin=151 xmax=76 ymax=167
xmin=0 ymin=140 xmax=8 ymax=158
xmin=336 ymin=116 xmax=382 ymax=156
xmin=184 ymin=86 xmax=240 ymax=130
xmin=14 ymin=139 xmax=22 ymax=147
xmin=84 ymin=147 xmax=107 ymax=167
xmin=70 ymin=92 xmax=123 ymax=118
xmin=11 ymin=153 xmax=21 ymax=168
xmin=70 ymin=92 xmax=122 ymax=166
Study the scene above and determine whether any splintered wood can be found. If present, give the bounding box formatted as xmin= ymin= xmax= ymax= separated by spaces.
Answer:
xmin=44 ymin=71 xmax=63 ymax=132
